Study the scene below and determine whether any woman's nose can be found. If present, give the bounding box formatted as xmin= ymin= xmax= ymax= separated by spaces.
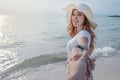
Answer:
xmin=74 ymin=15 xmax=78 ymax=20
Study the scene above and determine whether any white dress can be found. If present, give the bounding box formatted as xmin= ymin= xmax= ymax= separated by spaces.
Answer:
xmin=66 ymin=30 xmax=91 ymax=60
xmin=66 ymin=30 xmax=93 ymax=80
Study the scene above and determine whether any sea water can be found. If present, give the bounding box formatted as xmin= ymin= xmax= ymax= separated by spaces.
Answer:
xmin=0 ymin=14 xmax=120 ymax=80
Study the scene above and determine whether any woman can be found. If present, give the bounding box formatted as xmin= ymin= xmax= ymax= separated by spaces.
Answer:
xmin=64 ymin=4 xmax=97 ymax=80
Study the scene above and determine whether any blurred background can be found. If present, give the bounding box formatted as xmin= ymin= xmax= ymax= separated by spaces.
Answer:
xmin=0 ymin=0 xmax=120 ymax=80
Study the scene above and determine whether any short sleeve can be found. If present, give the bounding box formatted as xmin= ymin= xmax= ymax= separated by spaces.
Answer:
xmin=77 ymin=30 xmax=91 ymax=47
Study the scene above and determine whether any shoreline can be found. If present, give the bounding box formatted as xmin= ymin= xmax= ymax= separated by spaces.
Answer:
xmin=2 ymin=53 xmax=120 ymax=80
xmin=21 ymin=53 xmax=120 ymax=80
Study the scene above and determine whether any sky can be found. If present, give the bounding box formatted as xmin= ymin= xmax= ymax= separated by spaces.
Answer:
xmin=0 ymin=0 xmax=120 ymax=15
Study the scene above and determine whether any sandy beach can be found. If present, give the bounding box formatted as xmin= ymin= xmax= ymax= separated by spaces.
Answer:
xmin=93 ymin=54 xmax=120 ymax=80
xmin=20 ymin=52 xmax=120 ymax=80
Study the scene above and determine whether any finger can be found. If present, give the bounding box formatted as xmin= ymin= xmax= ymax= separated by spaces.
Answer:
xmin=65 ymin=60 xmax=69 ymax=67
xmin=91 ymin=62 xmax=95 ymax=70
xmin=89 ymin=56 xmax=96 ymax=70
xmin=89 ymin=56 xmax=96 ymax=62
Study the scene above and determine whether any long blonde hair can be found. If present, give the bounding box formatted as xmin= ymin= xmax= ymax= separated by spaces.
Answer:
xmin=67 ymin=12 xmax=96 ymax=48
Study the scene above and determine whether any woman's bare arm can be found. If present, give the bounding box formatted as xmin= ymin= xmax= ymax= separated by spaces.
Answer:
xmin=79 ymin=37 xmax=89 ymax=51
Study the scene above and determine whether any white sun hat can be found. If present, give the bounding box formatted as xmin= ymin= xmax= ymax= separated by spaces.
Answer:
xmin=63 ymin=4 xmax=97 ymax=29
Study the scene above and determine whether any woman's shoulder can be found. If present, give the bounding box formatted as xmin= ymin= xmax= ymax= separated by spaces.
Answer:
xmin=78 ymin=30 xmax=90 ymax=35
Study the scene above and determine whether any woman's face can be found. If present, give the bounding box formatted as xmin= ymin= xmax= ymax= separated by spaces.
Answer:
xmin=71 ymin=9 xmax=85 ymax=27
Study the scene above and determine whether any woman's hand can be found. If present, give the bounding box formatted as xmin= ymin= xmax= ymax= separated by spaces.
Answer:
xmin=66 ymin=51 xmax=88 ymax=80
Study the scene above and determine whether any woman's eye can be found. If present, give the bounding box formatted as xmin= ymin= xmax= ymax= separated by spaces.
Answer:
xmin=72 ymin=13 xmax=75 ymax=16
xmin=78 ymin=13 xmax=82 ymax=16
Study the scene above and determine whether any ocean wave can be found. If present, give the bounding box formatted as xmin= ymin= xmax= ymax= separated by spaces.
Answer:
xmin=92 ymin=46 xmax=116 ymax=57
xmin=0 ymin=53 xmax=67 ymax=76
xmin=0 ymin=49 xmax=22 ymax=75
xmin=0 ymin=41 xmax=27 ymax=49
xmin=17 ymin=53 xmax=67 ymax=68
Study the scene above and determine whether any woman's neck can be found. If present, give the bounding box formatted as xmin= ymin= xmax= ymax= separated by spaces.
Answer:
xmin=76 ymin=25 xmax=84 ymax=33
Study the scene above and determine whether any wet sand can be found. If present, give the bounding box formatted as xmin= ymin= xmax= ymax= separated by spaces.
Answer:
xmin=93 ymin=55 xmax=120 ymax=80
xmin=23 ymin=54 xmax=120 ymax=80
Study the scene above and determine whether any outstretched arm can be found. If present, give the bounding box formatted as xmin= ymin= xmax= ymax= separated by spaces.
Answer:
xmin=66 ymin=37 xmax=94 ymax=80
xmin=66 ymin=51 xmax=88 ymax=80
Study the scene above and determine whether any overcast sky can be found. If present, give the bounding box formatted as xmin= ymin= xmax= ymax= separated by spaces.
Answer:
xmin=0 ymin=0 xmax=120 ymax=15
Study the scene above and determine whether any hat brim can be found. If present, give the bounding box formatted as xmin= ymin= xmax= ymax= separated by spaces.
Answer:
xmin=63 ymin=4 xmax=97 ymax=30
xmin=90 ymin=21 xmax=97 ymax=30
